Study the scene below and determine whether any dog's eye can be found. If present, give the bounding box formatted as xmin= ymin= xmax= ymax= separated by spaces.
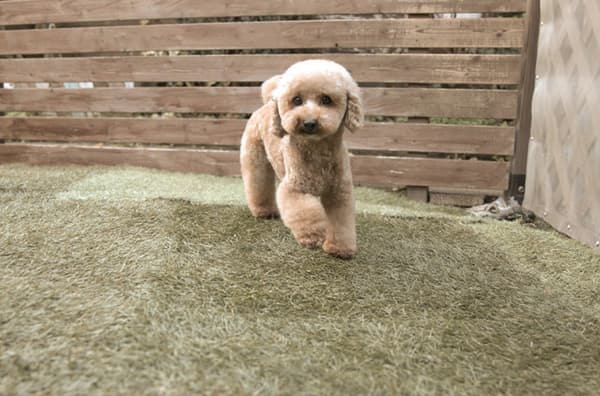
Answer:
xmin=292 ymin=96 xmax=303 ymax=106
xmin=321 ymin=95 xmax=333 ymax=105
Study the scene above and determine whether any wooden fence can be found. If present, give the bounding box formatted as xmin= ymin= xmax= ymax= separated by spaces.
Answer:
xmin=0 ymin=0 xmax=533 ymax=204
xmin=524 ymin=0 xmax=600 ymax=251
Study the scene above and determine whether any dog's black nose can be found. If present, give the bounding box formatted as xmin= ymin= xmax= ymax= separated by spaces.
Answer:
xmin=303 ymin=119 xmax=317 ymax=132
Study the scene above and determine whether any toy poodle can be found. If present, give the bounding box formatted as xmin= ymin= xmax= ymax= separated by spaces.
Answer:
xmin=240 ymin=59 xmax=364 ymax=259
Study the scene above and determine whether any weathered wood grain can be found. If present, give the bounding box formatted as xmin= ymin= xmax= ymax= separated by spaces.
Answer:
xmin=0 ymin=87 xmax=519 ymax=119
xmin=355 ymin=123 xmax=515 ymax=155
xmin=0 ymin=0 xmax=528 ymax=25
xmin=0 ymin=143 xmax=510 ymax=190
xmin=0 ymin=117 xmax=515 ymax=155
xmin=0 ymin=143 xmax=240 ymax=176
xmin=0 ymin=117 xmax=247 ymax=146
xmin=0 ymin=19 xmax=525 ymax=55
xmin=0 ymin=54 xmax=521 ymax=85
xmin=0 ymin=87 xmax=261 ymax=114
xmin=351 ymin=154 xmax=510 ymax=190
xmin=362 ymin=88 xmax=518 ymax=119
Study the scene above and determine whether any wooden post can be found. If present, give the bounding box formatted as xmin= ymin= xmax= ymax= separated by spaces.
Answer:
xmin=510 ymin=0 xmax=540 ymax=202
xmin=406 ymin=186 xmax=429 ymax=203
xmin=0 ymin=24 xmax=3 ymax=125
xmin=0 ymin=82 xmax=4 ymax=142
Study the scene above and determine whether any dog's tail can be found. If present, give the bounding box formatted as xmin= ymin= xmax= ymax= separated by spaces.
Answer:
xmin=261 ymin=75 xmax=281 ymax=104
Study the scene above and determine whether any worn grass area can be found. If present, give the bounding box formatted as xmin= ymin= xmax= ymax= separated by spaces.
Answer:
xmin=1 ymin=163 xmax=599 ymax=396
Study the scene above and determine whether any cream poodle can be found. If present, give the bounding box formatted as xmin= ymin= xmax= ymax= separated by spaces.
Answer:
xmin=240 ymin=60 xmax=364 ymax=259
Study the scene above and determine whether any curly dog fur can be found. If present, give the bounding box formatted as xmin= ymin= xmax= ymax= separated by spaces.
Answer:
xmin=240 ymin=60 xmax=364 ymax=259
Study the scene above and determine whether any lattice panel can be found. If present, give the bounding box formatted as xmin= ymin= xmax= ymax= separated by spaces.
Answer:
xmin=524 ymin=0 xmax=600 ymax=251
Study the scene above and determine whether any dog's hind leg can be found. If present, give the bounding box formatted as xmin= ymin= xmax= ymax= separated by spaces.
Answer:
xmin=241 ymin=124 xmax=279 ymax=219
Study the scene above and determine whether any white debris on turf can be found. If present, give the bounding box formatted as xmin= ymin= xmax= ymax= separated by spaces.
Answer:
xmin=467 ymin=197 xmax=522 ymax=220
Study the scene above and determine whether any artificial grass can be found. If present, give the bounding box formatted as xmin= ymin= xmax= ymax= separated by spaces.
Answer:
xmin=1 ymin=163 xmax=599 ymax=395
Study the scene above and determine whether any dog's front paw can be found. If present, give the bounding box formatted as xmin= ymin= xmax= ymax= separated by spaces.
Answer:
xmin=295 ymin=230 xmax=326 ymax=249
xmin=323 ymin=240 xmax=355 ymax=260
xmin=250 ymin=206 xmax=280 ymax=219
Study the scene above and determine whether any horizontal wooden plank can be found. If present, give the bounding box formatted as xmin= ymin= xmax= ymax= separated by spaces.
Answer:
xmin=0 ymin=117 xmax=515 ymax=155
xmin=0 ymin=143 xmax=240 ymax=176
xmin=0 ymin=143 xmax=510 ymax=190
xmin=0 ymin=87 xmax=519 ymax=119
xmin=351 ymin=154 xmax=510 ymax=190
xmin=0 ymin=54 xmax=522 ymax=85
xmin=354 ymin=123 xmax=515 ymax=155
xmin=363 ymin=88 xmax=517 ymax=118
xmin=0 ymin=87 xmax=261 ymax=114
xmin=0 ymin=117 xmax=247 ymax=147
xmin=0 ymin=19 xmax=525 ymax=55
xmin=0 ymin=0 xmax=528 ymax=26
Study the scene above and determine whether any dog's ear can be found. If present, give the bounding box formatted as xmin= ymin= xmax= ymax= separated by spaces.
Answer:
xmin=268 ymin=100 xmax=286 ymax=137
xmin=261 ymin=74 xmax=282 ymax=104
xmin=344 ymin=82 xmax=364 ymax=133
xmin=261 ymin=75 xmax=285 ymax=137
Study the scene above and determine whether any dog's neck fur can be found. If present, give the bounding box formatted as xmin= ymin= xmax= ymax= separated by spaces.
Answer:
xmin=283 ymin=127 xmax=347 ymax=195
xmin=288 ymin=126 xmax=344 ymax=153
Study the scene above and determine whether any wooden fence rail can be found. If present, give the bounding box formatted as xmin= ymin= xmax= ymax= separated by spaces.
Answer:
xmin=0 ymin=0 xmax=535 ymax=204
xmin=0 ymin=0 xmax=527 ymax=25
xmin=0 ymin=54 xmax=522 ymax=84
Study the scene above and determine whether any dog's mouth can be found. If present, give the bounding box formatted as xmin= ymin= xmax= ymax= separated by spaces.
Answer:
xmin=301 ymin=127 xmax=319 ymax=135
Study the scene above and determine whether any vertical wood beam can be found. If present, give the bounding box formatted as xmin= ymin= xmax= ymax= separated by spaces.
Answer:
xmin=510 ymin=0 xmax=540 ymax=202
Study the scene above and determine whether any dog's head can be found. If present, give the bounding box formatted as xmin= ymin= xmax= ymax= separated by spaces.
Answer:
xmin=263 ymin=60 xmax=364 ymax=139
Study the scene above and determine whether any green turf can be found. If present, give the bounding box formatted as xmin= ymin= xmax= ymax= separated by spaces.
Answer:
xmin=1 ymin=163 xmax=599 ymax=396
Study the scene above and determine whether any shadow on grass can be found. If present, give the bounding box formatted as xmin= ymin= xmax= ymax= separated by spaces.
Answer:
xmin=142 ymin=201 xmax=600 ymax=395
